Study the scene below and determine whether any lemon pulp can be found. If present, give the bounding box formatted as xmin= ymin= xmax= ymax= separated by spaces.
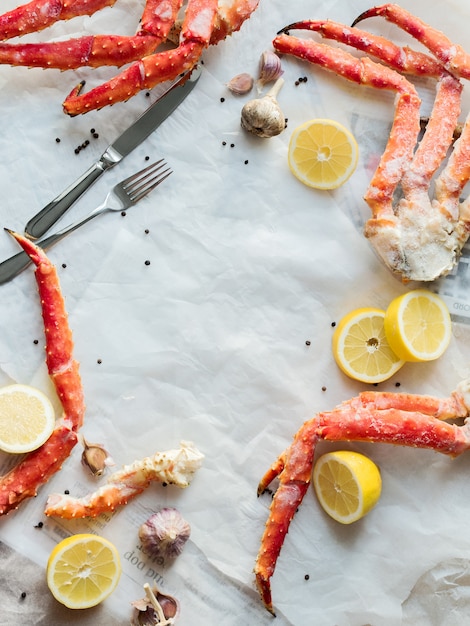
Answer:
xmin=288 ymin=118 xmax=359 ymax=189
xmin=313 ymin=450 xmax=382 ymax=524
xmin=0 ymin=384 xmax=55 ymax=453
xmin=384 ymin=289 xmax=451 ymax=362
xmin=332 ymin=307 xmax=404 ymax=383
xmin=46 ymin=533 xmax=122 ymax=609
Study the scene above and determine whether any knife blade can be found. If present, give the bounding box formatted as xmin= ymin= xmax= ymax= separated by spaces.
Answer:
xmin=24 ymin=65 xmax=202 ymax=240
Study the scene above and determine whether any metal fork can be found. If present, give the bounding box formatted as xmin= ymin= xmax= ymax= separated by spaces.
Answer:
xmin=0 ymin=159 xmax=172 ymax=284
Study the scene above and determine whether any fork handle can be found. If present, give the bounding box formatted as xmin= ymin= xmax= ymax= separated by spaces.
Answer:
xmin=0 ymin=207 xmax=106 ymax=284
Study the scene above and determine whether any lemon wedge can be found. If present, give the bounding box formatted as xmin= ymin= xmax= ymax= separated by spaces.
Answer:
xmin=313 ymin=450 xmax=382 ymax=524
xmin=46 ymin=533 xmax=122 ymax=609
xmin=332 ymin=307 xmax=405 ymax=384
xmin=0 ymin=384 xmax=55 ymax=453
xmin=384 ymin=289 xmax=452 ymax=362
xmin=288 ymin=118 xmax=359 ymax=189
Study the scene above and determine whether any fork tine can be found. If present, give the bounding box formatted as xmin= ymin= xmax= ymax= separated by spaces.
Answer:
xmin=129 ymin=168 xmax=173 ymax=203
xmin=120 ymin=159 xmax=165 ymax=187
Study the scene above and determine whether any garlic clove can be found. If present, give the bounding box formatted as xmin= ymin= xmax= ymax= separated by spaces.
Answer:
xmin=226 ymin=72 xmax=254 ymax=95
xmin=139 ymin=508 xmax=191 ymax=560
xmin=241 ymin=77 xmax=286 ymax=138
xmin=80 ymin=436 xmax=114 ymax=477
xmin=258 ymin=50 xmax=284 ymax=88
xmin=131 ymin=584 xmax=180 ymax=626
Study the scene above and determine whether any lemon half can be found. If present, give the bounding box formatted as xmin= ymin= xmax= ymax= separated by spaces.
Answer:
xmin=46 ymin=533 xmax=122 ymax=609
xmin=332 ymin=307 xmax=405 ymax=384
xmin=384 ymin=289 xmax=452 ymax=362
xmin=288 ymin=118 xmax=359 ymax=189
xmin=313 ymin=450 xmax=382 ymax=524
xmin=0 ymin=384 xmax=56 ymax=453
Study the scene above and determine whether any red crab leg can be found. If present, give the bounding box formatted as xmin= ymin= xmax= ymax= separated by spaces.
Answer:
xmin=63 ymin=41 xmax=204 ymax=115
xmin=273 ymin=33 xmax=420 ymax=223
xmin=434 ymin=112 xmax=470 ymax=224
xmin=0 ymin=232 xmax=84 ymax=515
xmin=0 ymin=0 xmax=183 ymax=70
xmin=255 ymin=383 xmax=470 ymax=614
xmin=62 ymin=0 xmax=217 ymax=115
xmin=210 ymin=0 xmax=260 ymax=44
xmin=0 ymin=35 xmax=163 ymax=70
xmin=352 ymin=4 xmax=470 ymax=80
xmin=279 ymin=19 xmax=444 ymax=78
xmin=0 ymin=0 xmax=117 ymax=41
xmin=275 ymin=21 xmax=460 ymax=194
xmin=62 ymin=0 xmax=260 ymax=115
xmin=401 ymin=73 xmax=461 ymax=199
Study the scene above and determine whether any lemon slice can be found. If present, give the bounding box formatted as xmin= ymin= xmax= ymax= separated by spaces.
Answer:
xmin=332 ymin=307 xmax=405 ymax=383
xmin=313 ymin=450 xmax=382 ymax=524
xmin=47 ymin=533 xmax=122 ymax=609
xmin=384 ymin=289 xmax=452 ymax=362
xmin=288 ymin=118 xmax=359 ymax=189
xmin=0 ymin=384 xmax=56 ymax=453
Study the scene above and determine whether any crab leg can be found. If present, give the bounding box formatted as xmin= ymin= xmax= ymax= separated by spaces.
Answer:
xmin=45 ymin=441 xmax=204 ymax=518
xmin=352 ymin=4 xmax=470 ymax=80
xmin=0 ymin=0 xmax=183 ymax=70
xmin=273 ymin=19 xmax=470 ymax=281
xmin=255 ymin=381 xmax=470 ymax=614
xmin=279 ymin=19 xmax=444 ymax=78
xmin=62 ymin=0 xmax=260 ymax=115
xmin=0 ymin=233 xmax=84 ymax=515
xmin=62 ymin=0 xmax=217 ymax=115
xmin=210 ymin=0 xmax=260 ymax=45
xmin=273 ymin=33 xmax=420 ymax=223
xmin=0 ymin=0 xmax=118 ymax=41
xmin=0 ymin=36 xmax=163 ymax=70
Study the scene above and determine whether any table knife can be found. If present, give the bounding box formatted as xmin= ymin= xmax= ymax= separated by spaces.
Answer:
xmin=24 ymin=65 xmax=202 ymax=240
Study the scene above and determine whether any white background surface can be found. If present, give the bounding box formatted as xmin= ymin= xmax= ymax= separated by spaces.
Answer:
xmin=1 ymin=0 xmax=470 ymax=624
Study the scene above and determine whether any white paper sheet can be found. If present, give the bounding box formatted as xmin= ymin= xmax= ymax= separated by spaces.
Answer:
xmin=1 ymin=0 xmax=470 ymax=624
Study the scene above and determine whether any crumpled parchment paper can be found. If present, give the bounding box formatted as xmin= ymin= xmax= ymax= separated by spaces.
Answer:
xmin=1 ymin=0 xmax=470 ymax=624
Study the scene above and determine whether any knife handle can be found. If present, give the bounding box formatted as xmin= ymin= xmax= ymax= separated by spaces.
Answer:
xmin=24 ymin=147 xmax=121 ymax=239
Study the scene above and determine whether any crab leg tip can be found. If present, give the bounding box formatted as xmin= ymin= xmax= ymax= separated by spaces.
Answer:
xmin=351 ymin=9 xmax=370 ymax=28
xmin=276 ymin=24 xmax=292 ymax=35
xmin=66 ymin=79 xmax=86 ymax=100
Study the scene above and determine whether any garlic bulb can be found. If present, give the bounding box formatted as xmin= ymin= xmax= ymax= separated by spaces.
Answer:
xmin=258 ymin=50 xmax=283 ymax=87
xmin=131 ymin=583 xmax=180 ymax=626
xmin=226 ymin=72 xmax=254 ymax=95
xmin=240 ymin=78 xmax=286 ymax=138
xmin=139 ymin=508 xmax=191 ymax=560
